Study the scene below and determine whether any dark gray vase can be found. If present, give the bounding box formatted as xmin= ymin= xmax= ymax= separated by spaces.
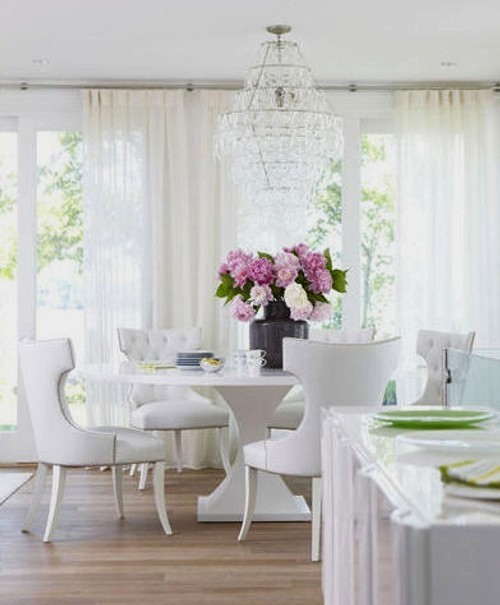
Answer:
xmin=249 ymin=301 xmax=309 ymax=369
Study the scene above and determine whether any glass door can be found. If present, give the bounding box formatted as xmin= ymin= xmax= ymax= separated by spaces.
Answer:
xmin=0 ymin=112 xmax=82 ymax=461
xmin=0 ymin=118 xmax=35 ymax=461
xmin=0 ymin=130 xmax=18 ymax=434
xmin=36 ymin=130 xmax=85 ymax=425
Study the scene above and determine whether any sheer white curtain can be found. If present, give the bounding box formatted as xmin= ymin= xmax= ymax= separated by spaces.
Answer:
xmin=83 ymin=90 xmax=172 ymax=424
xmin=83 ymin=89 xmax=237 ymax=467
xmin=396 ymin=90 xmax=500 ymax=360
xmin=187 ymin=90 xmax=238 ymax=354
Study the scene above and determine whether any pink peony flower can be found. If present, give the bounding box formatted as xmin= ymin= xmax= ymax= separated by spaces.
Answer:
xmin=309 ymin=302 xmax=332 ymax=322
xmin=275 ymin=251 xmax=300 ymax=270
xmin=216 ymin=246 xmax=343 ymax=326
xmin=248 ymin=257 xmax=275 ymax=285
xmin=275 ymin=266 xmax=298 ymax=288
xmin=232 ymin=263 xmax=251 ymax=288
xmin=309 ymin=269 xmax=333 ymax=294
xmin=290 ymin=302 xmax=313 ymax=321
xmin=229 ymin=295 xmax=256 ymax=322
xmin=218 ymin=262 xmax=230 ymax=275
xmin=294 ymin=243 xmax=310 ymax=258
xmin=274 ymin=252 xmax=299 ymax=286
xmin=226 ymin=249 xmax=253 ymax=273
xmin=219 ymin=248 xmax=255 ymax=287
xmin=302 ymin=251 xmax=327 ymax=278
xmin=284 ymin=243 xmax=310 ymax=258
xmin=250 ymin=284 xmax=274 ymax=306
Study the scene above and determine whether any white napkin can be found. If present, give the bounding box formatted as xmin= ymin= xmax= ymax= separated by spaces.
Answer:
xmin=441 ymin=459 xmax=500 ymax=488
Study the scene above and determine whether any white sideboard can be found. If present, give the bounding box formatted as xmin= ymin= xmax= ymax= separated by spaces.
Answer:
xmin=322 ymin=408 xmax=500 ymax=605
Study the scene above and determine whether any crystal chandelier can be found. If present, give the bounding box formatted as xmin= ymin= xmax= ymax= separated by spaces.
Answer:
xmin=215 ymin=25 xmax=343 ymax=213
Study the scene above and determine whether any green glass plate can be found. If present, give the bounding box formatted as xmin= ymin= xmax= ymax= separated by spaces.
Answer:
xmin=372 ymin=408 xmax=495 ymax=429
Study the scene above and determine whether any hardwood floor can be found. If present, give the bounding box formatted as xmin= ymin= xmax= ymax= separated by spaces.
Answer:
xmin=0 ymin=468 xmax=321 ymax=604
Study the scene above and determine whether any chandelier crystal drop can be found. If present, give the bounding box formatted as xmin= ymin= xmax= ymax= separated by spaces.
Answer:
xmin=215 ymin=25 xmax=343 ymax=212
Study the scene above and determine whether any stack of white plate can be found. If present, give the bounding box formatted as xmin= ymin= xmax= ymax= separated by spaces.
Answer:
xmin=176 ymin=351 xmax=213 ymax=370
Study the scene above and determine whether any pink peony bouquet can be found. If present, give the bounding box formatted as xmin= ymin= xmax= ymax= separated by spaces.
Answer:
xmin=216 ymin=244 xmax=347 ymax=322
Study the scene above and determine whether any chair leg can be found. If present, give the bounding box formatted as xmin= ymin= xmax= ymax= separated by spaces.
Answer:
xmin=152 ymin=461 xmax=172 ymax=536
xmin=311 ymin=477 xmax=322 ymax=562
xmin=22 ymin=462 xmax=48 ymax=532
xmin=138 ymin=463 xmax=149 ymax=490
xmin=174 ymin=430 xmax=183 ymax=473
xmin=218 ymin=427 xmax=231 ymax=475
xmin=112 ymin=465 xmax=124 ymax=519
xmin=238 ymin=466 xmax=258 ymax=542
xmin=129 ymin=463 xmax=137 ymax=477
xmin=43 ymin=465 xmax=67 ymax=543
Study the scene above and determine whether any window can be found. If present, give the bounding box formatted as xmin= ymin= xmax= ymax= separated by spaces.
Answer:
xmin=36 ymin=131 xmax=85 ymax=424
xmin=235 ymin=107 xmax=397 ymax=338
xmin=360 ymin=132 xmax=396 ymax=337
xmin=0 ymin=89 xmax=83 ymax=461
xmin=306 ymin=159 xmax=342 ymax=328
xmin=0 ymin=131 xmax=18 ymax=430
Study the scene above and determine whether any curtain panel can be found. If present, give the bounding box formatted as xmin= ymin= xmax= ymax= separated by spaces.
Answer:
xmin=83 ymin=89 xmax=237 ymax=467
xmin=396 ymin=90 xmax=500 ymax=358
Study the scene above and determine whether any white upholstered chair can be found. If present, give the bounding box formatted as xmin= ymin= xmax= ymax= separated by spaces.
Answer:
xmin=18 ymin=338 xmax=172 ymax=542
xmin=268 ymin=327 xmax=376 ymax=431
xmin=239 ymin=336 xmax=400 ymax=561
xmin=412 ymin=329 xmax=475 ymax=405
xmin=118 ymin=328 xmax=230 ymax=487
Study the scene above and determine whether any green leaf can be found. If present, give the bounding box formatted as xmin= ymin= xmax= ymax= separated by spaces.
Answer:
xmin=270 ymin=284 xmax=283 ymax=300
xmin=307 ymin=292 xmax=329 ymax=304
xmin=324 ymin=248 xmax=333 ymax=272
xmin=215 ymin=282 xmax=229 ymax=298
xmin=257 ymin=251 xmax=275 ymax=263
xmin=225 ymin=289 xmax=238 ymax=304
xmin=296 ymin=270 xmax=308 ymax=287
xmin=331 ymin=269 xmax=348 ymax=293
xmin=241 ymin=280 xmax=253 ymax=300
xmin=215 ymin=272 xmax=236 ymax=299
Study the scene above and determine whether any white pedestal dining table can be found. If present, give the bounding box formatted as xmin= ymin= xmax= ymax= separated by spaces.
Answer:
xmin=76 ymin=363 xmax=311 ymax=523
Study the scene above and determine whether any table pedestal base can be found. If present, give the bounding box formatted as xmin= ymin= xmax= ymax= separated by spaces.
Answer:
xmin=198 ymin=471 xmax=311 ymax=522
xmin=197 ymin=384 xmax=311 ymax=523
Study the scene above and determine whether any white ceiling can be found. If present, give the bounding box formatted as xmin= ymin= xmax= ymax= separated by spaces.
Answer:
xmin=1 ymin=0 xmax=500 ymax=84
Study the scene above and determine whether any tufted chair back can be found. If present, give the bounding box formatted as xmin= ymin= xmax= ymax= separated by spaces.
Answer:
xmin=19 ymin=339 xmax=116 ymax=466
xmin=309 ymin=326 xmax=375 ymax=344
xmin=263 ymin=337 xmax=401 ymax=477
xmin=415 ymin=329 xmax=475 ymax=405
xmin=118 ymin=327 xmax=207 ymax=406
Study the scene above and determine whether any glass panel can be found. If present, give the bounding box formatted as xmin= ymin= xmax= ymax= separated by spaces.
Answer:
xmin=306 ymin=159 xmax=343 ymax=328
xmin=360 ymin=134 xmax=396 ymax=337
xmin=36 ymin=131 xmax=86 ymax=424
xmin=0 ymin=132 xmax=18 ymax=430
xmin=446 ymin=349 xmax=500 ymax=409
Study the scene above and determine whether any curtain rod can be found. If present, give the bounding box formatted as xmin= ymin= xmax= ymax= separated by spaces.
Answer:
xmin=0 ymin=80 xmax=499 ymax=93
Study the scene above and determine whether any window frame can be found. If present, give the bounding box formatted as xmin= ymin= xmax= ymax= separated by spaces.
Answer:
xmin=324 ymin=92 xmax=395 ymax=331
xmin=0 ymin=90 xmax=82 ymax=461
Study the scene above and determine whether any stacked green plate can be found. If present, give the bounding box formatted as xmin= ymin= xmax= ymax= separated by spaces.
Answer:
xmin=371 ymin=408 xmax=495 ymax=429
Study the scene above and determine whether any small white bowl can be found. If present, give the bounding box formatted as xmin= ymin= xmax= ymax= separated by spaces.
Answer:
xmin=200 ymin=357 xmax=224 ymax=373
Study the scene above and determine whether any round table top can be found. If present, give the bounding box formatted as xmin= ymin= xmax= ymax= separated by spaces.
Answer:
xmin=74 ymin=362 xmax=300 ymax=387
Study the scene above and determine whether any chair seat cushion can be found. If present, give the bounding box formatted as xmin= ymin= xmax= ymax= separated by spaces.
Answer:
xmin=243 ymin=437 xmax=319 ymax=477
xmin=130 ymin=400 xmax=229 ymax=431
xmin=93 ymin=426 xmax=165 ymax=464
xmin=269 ymin=400 xmax=305 ymax=430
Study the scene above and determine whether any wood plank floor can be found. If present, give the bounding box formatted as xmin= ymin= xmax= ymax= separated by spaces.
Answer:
xmin=0 ymin=468 xmax=321 ymax=605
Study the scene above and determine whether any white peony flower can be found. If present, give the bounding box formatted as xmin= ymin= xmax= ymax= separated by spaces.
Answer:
xmin=250 ymin=284 xmax=273 ymax=306
xmin=284 ymin=282 xmax=309 ymax=309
